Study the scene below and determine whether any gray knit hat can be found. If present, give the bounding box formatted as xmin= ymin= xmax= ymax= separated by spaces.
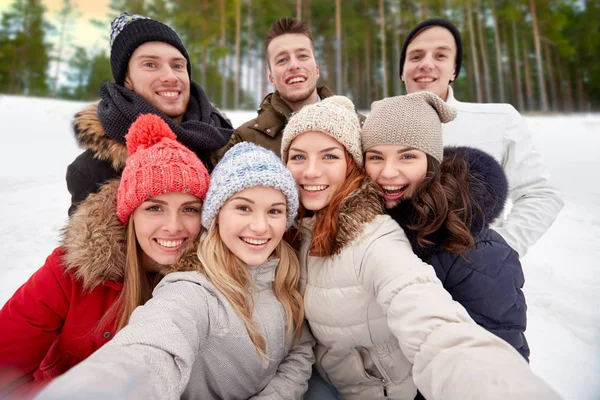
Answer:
xmin=202 ymin=142 xmax=299 ymax=230
xmin=281 ymin=96 xmax=363 ymax=167
xmin=110 ymin=12 xmax=191 ymax=86
xmin=361 ymin=92 xmax=457 ymax=162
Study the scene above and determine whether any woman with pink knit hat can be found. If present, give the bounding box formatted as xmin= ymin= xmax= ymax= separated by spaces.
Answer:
xmin=0 ymin=114 xmax=210 ymax=399
xmin=281 ymin=95 xmax=559 ymax=400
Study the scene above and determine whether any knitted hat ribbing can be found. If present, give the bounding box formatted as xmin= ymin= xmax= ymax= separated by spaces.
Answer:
xmin=117 ymin=114 xmax=210 ymax=224
xmin=110 ymin=12 xmax=191 ymax=86
xmin=202 ymin=142 xmax=299 ymax=230
xmin=361 ymin=92 xmax=457 ymax=162
xmin=281 ymin=96 xmax=363 ymax=167
xmin=399 ymin=18 xmax=463 ymax=81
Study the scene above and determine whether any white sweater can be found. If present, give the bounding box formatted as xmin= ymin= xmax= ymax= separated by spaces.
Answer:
xmin=443 ymin=86 xmax=564 ymax=257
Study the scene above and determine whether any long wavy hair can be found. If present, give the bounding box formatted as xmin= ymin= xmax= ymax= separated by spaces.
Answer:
xmin=296 ymin=151 xmax=367 ymax=257
xmin=196 ymin=220 xmax=304 ymax=358
xmin=97 ymin=218 xmax=163 ymax=335
xmin=408 ymin=153 xmax=477 ymax=255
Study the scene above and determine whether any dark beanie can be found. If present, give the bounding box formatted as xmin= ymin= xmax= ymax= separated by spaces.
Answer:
xmin=109 ymin=12 xmax=191 ymax=86
xmin=399 ymin=18 xmax=462 ymax=81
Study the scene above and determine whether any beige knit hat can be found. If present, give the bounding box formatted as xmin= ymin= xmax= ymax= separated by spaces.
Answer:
xmin=281 ymin=96 xmax=363 ymax=167
xmin=361 ymin=91 xmax=457 ymax=162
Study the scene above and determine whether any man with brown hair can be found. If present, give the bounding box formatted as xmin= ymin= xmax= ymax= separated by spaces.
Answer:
xmin=215 ymin=17 xmax=359 ymax=159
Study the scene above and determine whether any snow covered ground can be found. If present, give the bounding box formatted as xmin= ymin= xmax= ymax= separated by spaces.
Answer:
xmin=1 ymin=95 xmax=599 ymax=399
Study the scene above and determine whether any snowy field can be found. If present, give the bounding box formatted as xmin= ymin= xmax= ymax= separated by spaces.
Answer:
xmin=1 ymin=95 xmax=599 ymax=399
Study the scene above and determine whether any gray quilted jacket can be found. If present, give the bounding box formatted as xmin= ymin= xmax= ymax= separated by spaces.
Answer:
xmin=36 ymin=259 xmax=314 ymax=400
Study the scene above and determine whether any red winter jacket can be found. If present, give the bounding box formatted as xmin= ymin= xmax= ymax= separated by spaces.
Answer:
xmin=0 ymin=181 xmax=128 ymax=399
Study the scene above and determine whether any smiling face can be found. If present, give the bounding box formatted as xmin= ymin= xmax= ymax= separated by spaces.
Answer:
xmin=124 ymin=41 xmax=190 ymax=124
xmin=217 ymin=186 xmax=287 ymax=267
xmin=132 ymin=192 xmax=202 ymax=272
xmin=364 ymin=144 xmax=428 ymax=208
xmin=286 ymin=131 xmax=347 ymax=212
xmin=401 ymin=26 xmax=457 ymax=101
xmin=267 ymin=33 xmax=319 ymax=112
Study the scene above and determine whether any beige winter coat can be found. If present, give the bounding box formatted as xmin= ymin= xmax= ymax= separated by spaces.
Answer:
xmin=299 ymin=178 xmax=560 ymax=400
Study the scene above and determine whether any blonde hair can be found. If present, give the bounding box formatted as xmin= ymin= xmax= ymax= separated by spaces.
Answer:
xmin=197 ymin=220 xmax=304 ymax=357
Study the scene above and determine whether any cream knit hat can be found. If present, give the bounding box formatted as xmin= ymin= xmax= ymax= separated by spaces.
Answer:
xmin=281 ymin=96 xmax=363 ymax=167
xmin=360 ymin=91 xmax=457 ymax=162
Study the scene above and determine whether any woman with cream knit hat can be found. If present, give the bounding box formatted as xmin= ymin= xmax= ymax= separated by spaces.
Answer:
xmin=361 ymin=92 xmax=529 ymax=363
xmin=282 ymin=95 xmax=558 ymax=400
xmin=37 ymin=142 xmax=314 ymax=399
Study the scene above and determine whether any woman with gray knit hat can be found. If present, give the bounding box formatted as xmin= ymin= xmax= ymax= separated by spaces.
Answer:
xmin=38 ymin=142 xmax=314 ymax=400
xmin=362 ymin=91 xmax=529 ymax=364
xmin=282 ymin=95 xmax=558 ymax=400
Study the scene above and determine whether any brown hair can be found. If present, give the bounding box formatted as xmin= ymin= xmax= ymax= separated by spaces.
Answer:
xmin=96 ymin=218 xmax=162 ymax=335
xmin=198 ymin=220 xmax=304 ymax=357
xmin=297 ymin=151 xmax=367 ymax=257
xmin=264 ymin=18 xmax=314 ymax=68
xmin=408 ymin=154 xmax=475 ymax=255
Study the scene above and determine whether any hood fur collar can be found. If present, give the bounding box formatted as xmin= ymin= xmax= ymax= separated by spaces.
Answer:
xmin=388 ymin=146 xmax=508 ymax=257
xmin=60 ymin=180 xmax=127 ymax=289
xmin=72 ymin=104 xmax=129 ymax=171
xmin=305 ymin=177 xmax=384 ymax=254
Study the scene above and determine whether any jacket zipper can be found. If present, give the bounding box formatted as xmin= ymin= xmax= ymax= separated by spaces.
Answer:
xmin=382 ymin=377 xmax=388 ymax=398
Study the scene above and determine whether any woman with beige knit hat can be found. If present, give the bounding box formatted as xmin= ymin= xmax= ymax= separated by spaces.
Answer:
xmin=362 ymin=91 xmax=528 ymax=359
xmin=282 ymin=95 xmax=558 ymax=400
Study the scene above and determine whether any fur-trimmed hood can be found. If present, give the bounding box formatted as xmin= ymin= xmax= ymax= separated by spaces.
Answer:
xmin=303 ymin=177 xmax=384 ymax=254
xmin=61 ymin=180 xmax=127 ymax=289
xmin=61 ymin=179 xmax=202 ymax=289
xmin=72 ymin=104 xmax=129 ymax=171
xmin=388 ymin=146 xmax=508 ymax=256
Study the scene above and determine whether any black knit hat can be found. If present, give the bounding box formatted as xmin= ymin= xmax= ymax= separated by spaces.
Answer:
xmin=110 ymin=13 xmax=191 ymax=86
xmin=399 ymin=18 xmax=462 ymax=82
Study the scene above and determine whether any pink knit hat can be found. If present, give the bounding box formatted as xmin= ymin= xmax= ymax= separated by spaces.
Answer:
xmin=117 ymin=114 xmax=210 ymax=224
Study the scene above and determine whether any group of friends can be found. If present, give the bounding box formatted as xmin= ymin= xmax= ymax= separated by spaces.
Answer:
xmin=0 ymin=12 xmax=564 ymax=400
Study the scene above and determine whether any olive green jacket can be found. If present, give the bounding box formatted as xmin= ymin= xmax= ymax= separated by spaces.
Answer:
xmin=212 ymin=86 xmax=364 ymax=163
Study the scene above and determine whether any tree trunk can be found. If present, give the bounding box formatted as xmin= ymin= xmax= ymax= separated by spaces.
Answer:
xmin=576 ymin=67 xmax=585 ymax=111
xmin=335 ymin=0 xmax=343 ymax=94
xmin=297 ymin=0 xmax=302 ymax=20
xmin=489 ymin=0 xmax=505 ymax=103
xmin=554 ymin=46 xmax=566 ymax=111
xmin=543 ymin=41 xmax=558 ymax=111
xmin=420 ymin=4 xmax=427 ymax=20
xmin=475 ymin=0 xmax=492 ymax=102
xmin=365 ymin=31 xmax=372 ymax=105
xmin=219 ymin=0 xmax=227 ymax=108
xmin=564 ymin=62 xmax=575 ymax=112
xmin=466 ymin=0 xmax=483 ymax=102
xmin=523 ymin=38 xmax=534 ymax=110
xmin=379 ymin=0 xmax=388 ymax=98
xmin=392 ymin=0 xmax=401 ymax=95
xmin=201 ymin=0 xmax=208 ymax=88
xmin=529 ymin=0 xmax=548 ymax=111
xmin=511 ymin=19 xmax=525 ymax=111
xmin=234 ymin=0 xmax=241 ymax=109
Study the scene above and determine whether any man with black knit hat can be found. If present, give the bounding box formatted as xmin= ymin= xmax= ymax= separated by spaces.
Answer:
xmin=399 ymin=18 xmax=563 ymax=258
xmin=66 ymin=12 xmax=233 ymax=215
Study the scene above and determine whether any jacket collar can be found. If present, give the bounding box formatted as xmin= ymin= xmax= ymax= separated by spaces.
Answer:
xmin=303 ymin=177 xmax=384 ymax=254
xmin=445 ymin=85 xmax=459 ymax=106
xmin=60 ymin=180 xmax=127 ymax=289
xmin=72 ymin=104 xmax=129 ymax=171
xmin=388 ymin=146 xmax=508 ymax=257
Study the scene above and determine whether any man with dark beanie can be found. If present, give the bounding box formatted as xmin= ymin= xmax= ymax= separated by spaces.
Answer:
xmin=66 ymin=12 xmax=233 ymax=215
xmin=399 ymin=18 xmax=563 ymax=258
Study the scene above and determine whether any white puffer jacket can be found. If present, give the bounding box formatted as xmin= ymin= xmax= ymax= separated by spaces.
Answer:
xmin=299 ymin=179 xmax=560 ymax=400
xmin=443 ymin=86 xmax=564 ymax=257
